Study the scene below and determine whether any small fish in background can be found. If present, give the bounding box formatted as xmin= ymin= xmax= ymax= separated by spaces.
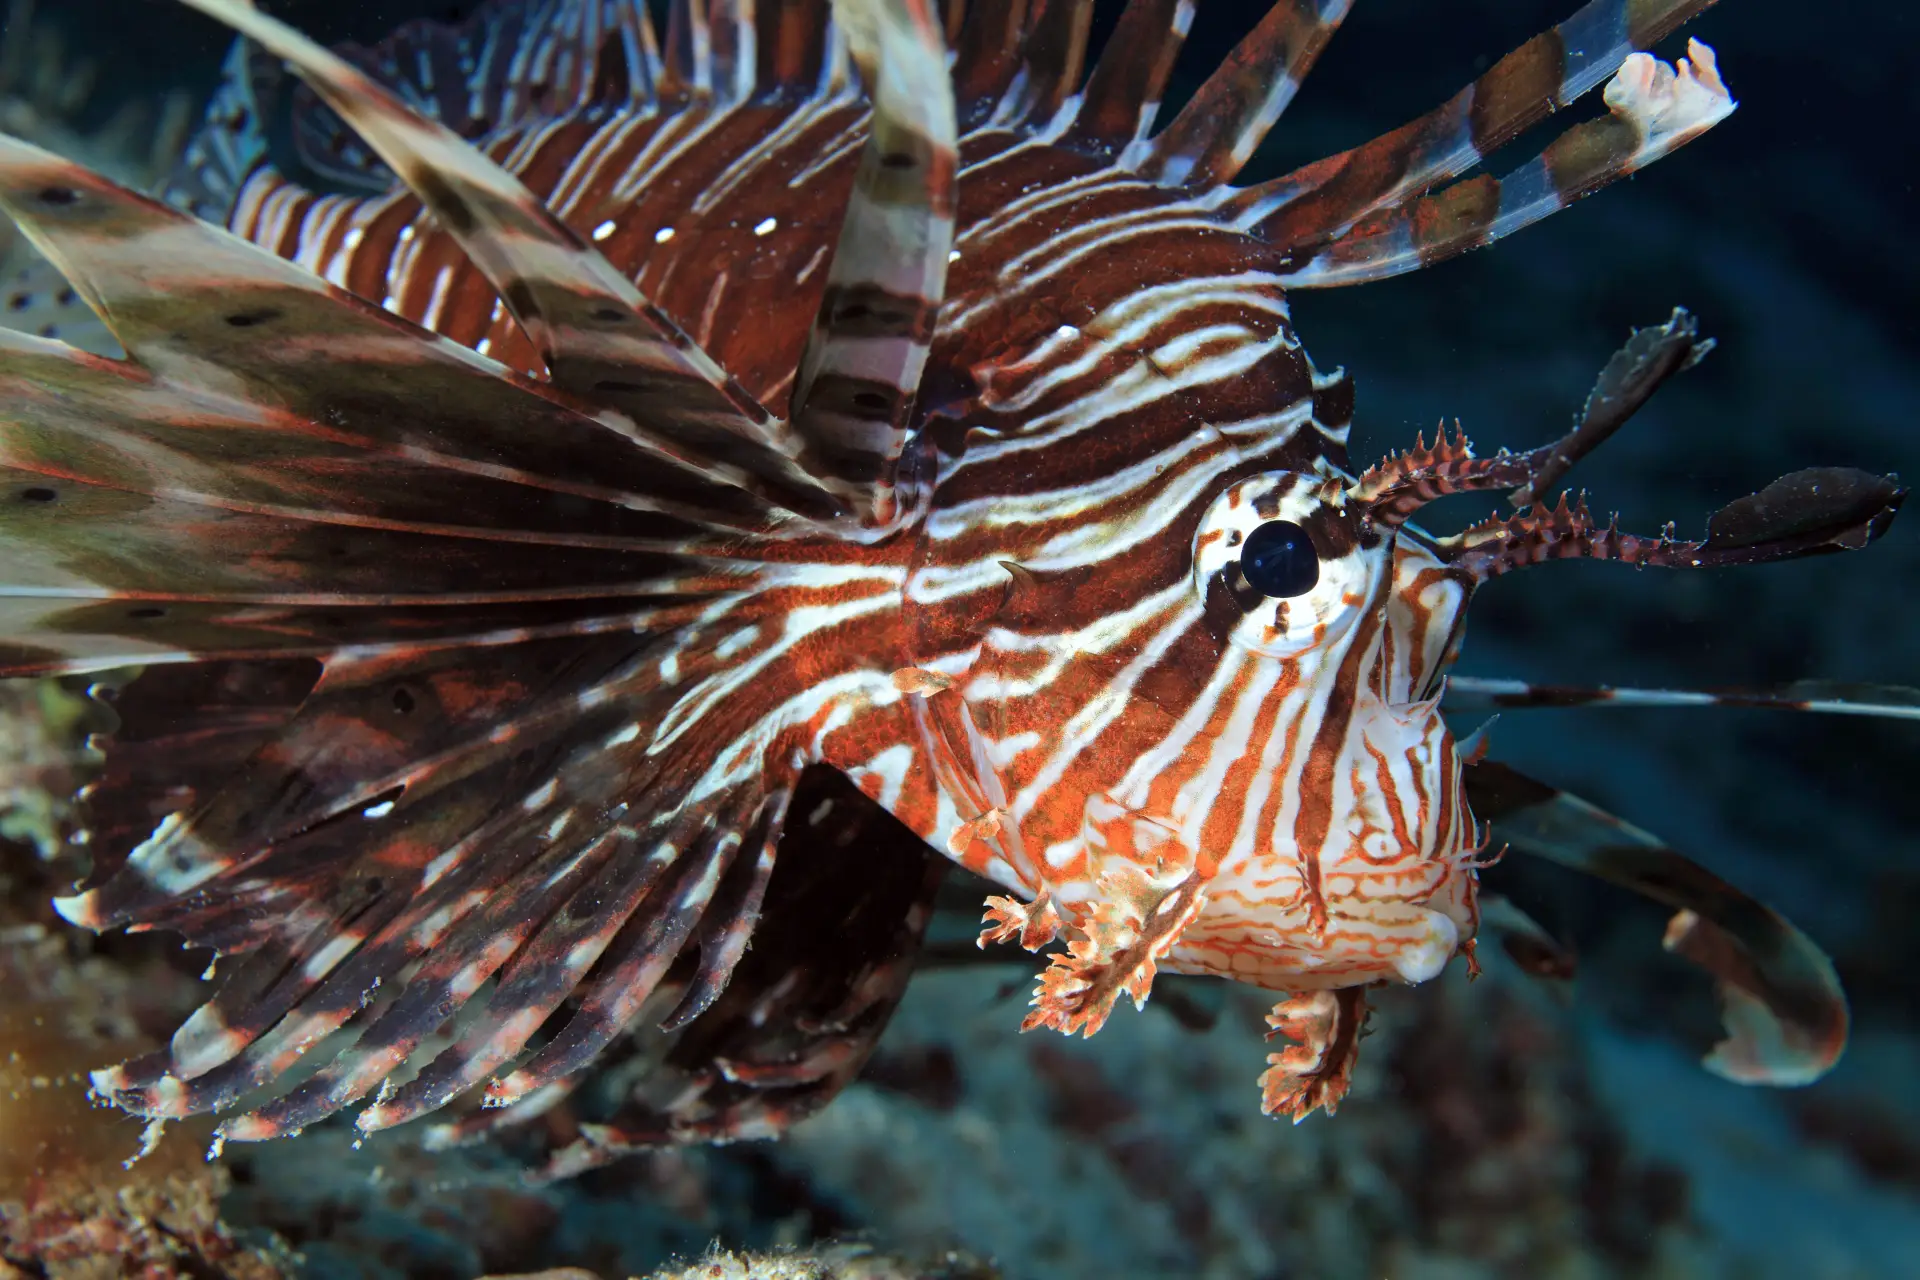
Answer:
xmin=0 ymin=0 xmax=1909 ymax=1179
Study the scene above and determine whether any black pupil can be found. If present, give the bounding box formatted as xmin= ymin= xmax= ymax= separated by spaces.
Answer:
xmin=1238 ymin=520 xmax=1319 ymax=598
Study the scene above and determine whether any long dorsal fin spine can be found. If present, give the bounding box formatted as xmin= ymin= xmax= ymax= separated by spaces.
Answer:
xmin=1071 ymin=0 xmax=1193 ymax=150
xmin=173 ymin=0 xmax=851 ymax=521
xmin=1136 ymin=0 xmax=1351 ymax=188
xmin=786 ymin=0 xmax=958 ymax=526
xmin=1233 ymin=0 xmax=1726 ymax=248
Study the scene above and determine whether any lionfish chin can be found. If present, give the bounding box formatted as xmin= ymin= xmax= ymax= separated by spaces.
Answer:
xmin=0 ymin=0 xmax=1906 ymax=1166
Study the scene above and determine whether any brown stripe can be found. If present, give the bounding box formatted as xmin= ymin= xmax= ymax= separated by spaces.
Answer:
xmin=1291 ymin=585 xmax=1388 ymax=928
xmin=1469 ymin=31 xmax=1567 ymax=154
xmin=1625 ymin=0 xmax=1722 ymax=51
xmin=820 ymin=283 xmax=941 ymax=340
xmin=1409 ymin=173 xmax=1500 ymax=266
xmin=1542 ymin=114 xmax=1641 ymax=202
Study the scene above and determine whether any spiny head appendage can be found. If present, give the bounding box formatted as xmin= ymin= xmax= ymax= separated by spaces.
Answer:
xmin=1348 ymin=419 xmax=1487 ymax=531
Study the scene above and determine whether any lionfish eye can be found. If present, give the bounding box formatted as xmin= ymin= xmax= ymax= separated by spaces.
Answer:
xmin=1239 ymin=520 xmax=1319 ymax=598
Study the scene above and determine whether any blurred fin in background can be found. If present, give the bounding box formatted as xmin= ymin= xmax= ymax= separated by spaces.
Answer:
xmin=0 ymin=0 xmax=196 ymax=355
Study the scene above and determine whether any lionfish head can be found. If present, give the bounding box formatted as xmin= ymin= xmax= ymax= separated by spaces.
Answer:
xmin=1145 ymin=324 xmax=1904 ymax=996
xmin=1178 ymin=461 xmax=1475 ymax=983
xmin=962 ymin=302 xmax=1900 ymax=1121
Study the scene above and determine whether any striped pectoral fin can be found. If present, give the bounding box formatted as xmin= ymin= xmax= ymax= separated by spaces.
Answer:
xmin=1465 ymin=759 xmax=1849 ymax=1086
xmin=1136 ymin=0 xmax=1351 ymax=188
xmin=1274 ymin=40 xmax=1735 ymax=288
xmin=218 ymin=815 xmax=658 ymax=1141
xmin=0 ymin=136 xmax=785 ymax=531
xmin=460 ymin=767 xmax=949 ymax=1165
xmin=173 ymin=0 xmax=842 ymax=520
xmin=84 ymin=729 xmax=607 ymax=1123
xmin=75 ymin=662 xmax=317 ymax=876
xmin=0 ymin=141 xmax=775 ymax=672
xmin=81 ymin=660 xmax=808 ymax=1140
xmin=351 ymin=783 xmax=789 ymax=1136
xmin=0 ymin=436 xmax=714 ymax=672
xmin=57 ymin=632 xmax=669 ymax=937
xmin=1236 ymin=0 xmax=1723 ymax=251
xmin=1020 ymin=803 xmax=1211 ymax=1038
xmin=471 ymin=777 xmax=799 ymax=1119
xmin=786 ymin=0 xmax=957 ymax=526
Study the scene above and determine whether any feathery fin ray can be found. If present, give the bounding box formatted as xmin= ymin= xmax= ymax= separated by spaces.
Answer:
xmin=1467 ymin=760 xmax=1849 ymax=1086
xmin=788 ymin=0 xmax=957 ymax=525
xmin=174 ymin=0 xmax=844 ymax=518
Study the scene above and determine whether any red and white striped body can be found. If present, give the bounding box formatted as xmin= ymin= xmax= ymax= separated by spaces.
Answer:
xmin=6 ymin=0 xmax=1875 ymax=1151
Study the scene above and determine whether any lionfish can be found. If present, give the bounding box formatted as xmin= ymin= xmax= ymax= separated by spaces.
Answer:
xmin=0 ymin=0 xmax=1906 ymax=1168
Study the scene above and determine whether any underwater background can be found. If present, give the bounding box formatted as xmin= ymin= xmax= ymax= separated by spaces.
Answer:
xmin=0 ymin=0 xmax=1915 ymax=1276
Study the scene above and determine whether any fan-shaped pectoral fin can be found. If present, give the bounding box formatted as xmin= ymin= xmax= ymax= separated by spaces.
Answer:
xmin=1008 ymin=796 xmax=1210 ymax=1038
xmin=1465 ymin=759 xmax=1848 ymax=1086
xmin=1019 ymin=863 xmax=1211 ymax=1038
xmin=447 ymin=768 xmax=951 ymax=1169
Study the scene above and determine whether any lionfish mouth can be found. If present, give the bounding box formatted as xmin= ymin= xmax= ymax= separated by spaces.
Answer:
xmin=1348 ymin=309 xmax=1905 ymax=581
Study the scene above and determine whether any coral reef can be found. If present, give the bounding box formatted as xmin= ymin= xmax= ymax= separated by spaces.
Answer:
xmin=481 ymin=1243 xmax=996 ymax=1280
xmin=0 ymin=851 xmax=284 ymax=1277
xmin=0 ymin=681 xmax=88 ymax=858
xmin=0 ymin=672 xmax=275 ymax=1276
xmin=757 ymin=959 xmax=1721 ymax=1280
xmin=632 ymin=1242 xmax=997 ymax=1280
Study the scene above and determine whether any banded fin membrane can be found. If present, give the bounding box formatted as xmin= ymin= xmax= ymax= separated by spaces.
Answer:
xmin=1230 ymin=0 xmax=1729 ymax=264
xmin=1469 ymin=760 xmax=1849 ymax=1086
